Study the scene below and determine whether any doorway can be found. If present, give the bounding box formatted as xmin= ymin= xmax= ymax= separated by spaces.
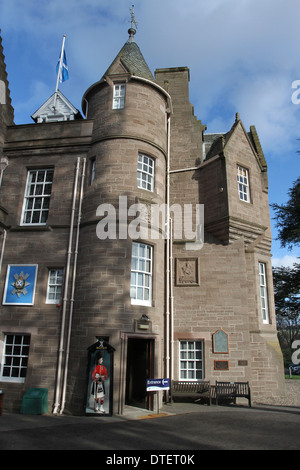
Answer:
xmin=125 ymin=338 xmax=154 ymax=409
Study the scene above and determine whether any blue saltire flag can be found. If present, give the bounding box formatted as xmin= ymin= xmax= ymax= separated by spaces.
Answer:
xmin=56 ymin=49 xmax=69 ymax=83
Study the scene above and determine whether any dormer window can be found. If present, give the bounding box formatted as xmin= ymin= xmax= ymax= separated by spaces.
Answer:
xmin=31 ymin=90 xmax=82 ymax=123
xmin=113 ymin=83 xmax=126 ymax=109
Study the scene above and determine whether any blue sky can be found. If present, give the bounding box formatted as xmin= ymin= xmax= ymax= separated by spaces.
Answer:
xmin=0 ymin=0 xmax=299 ymax=266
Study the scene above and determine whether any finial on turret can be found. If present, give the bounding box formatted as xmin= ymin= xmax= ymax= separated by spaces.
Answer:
xmin=128 ymin=5 xmax=138 ymax=41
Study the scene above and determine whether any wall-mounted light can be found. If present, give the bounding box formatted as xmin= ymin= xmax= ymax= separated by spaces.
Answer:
xmin=135 ymin=314 xmax=152 ymax=332
xmin=140 ymin=314 xmax=150 ymax=322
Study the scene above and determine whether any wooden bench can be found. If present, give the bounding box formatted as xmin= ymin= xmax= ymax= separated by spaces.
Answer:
xmin=170 ymin=380 xmax=211 ymax=405
xmin=215 ymin=381 xmax=251 ymax=407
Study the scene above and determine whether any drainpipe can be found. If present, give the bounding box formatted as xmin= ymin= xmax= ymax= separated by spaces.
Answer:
xmin=165 ymin=115 xmax=171 ymax=393
xmin=0 ymin=157 xmax=8 ymax=278
xmin=60 ymin=158 xmax=86 ymax=415
xmin=0 ymin=229 xmax=7 ymax=276
xmin=53 ymin=157 xmax=80 ymax=415
xmin=170 ymin=217 xmax=174 ymax=384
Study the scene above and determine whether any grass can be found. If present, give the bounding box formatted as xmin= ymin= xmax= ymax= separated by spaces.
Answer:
xmin=285 ymin=374 xmax=300 ymax=379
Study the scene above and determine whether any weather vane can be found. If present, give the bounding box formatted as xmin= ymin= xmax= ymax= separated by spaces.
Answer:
xmin=129 ymin=5 xmax=138 ymax=30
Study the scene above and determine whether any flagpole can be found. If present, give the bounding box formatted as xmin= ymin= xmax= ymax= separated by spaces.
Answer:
xmin=54 ymin=34 xmax=66 ymax=109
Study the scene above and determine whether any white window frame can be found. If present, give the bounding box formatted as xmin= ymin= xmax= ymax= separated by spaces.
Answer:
xmin=259 ymin=262 xmax=270 ymax=324
xmin=46 ymin=268 xmax=63 ymax=304
xmin=112 ymin=83 xmax=126 ymax=109
xmin=137 ymin=153 xmax=155 ymax=192
xmin=0 ymin=334 xmax=30 ymax=383
xmin=130 ymin=242 xmax=153 ymax=306
xmin=237 ymin=165 xmax=250 ymax=203
xmin=21 ymin=169 xmax=54 ymax=225
xmin=179 ymin=340 xmax=204 ymax=381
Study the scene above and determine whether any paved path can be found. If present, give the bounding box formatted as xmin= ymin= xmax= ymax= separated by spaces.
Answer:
xmin=1 ymin=402 xmax=299 ymax=451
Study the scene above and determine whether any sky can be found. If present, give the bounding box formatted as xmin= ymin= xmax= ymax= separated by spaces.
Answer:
xmin=0 ymin=0 xmax=299 ymax=267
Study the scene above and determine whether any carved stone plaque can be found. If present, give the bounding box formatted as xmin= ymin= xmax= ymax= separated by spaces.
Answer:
xmin=176 ymin=258 xmax=200 ymax=286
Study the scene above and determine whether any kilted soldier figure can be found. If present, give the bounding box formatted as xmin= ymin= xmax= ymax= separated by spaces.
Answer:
xmin=91 ymin=351 xmax=108 ymax=413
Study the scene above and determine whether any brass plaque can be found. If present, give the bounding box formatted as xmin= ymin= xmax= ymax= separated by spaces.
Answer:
xmin=214 ymin=360 xmax=229 ymax=370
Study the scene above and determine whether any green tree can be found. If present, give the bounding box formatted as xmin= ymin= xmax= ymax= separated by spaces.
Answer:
xmin=271 ymin=177 xmax=300 ymax=250
xmin=271 ymin=176 xmax=300 ymax=365
xmin=273 ymin=263 xmax=300 ymax=364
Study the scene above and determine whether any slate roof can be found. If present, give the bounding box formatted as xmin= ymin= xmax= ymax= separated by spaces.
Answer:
xmin=119 ymin=40 xmax=155 ymax=81
xmin=102 ymin=34 xmax=155 ymax=82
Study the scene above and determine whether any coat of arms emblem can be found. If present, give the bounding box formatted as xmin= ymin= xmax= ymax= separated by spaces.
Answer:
xmin=11 ymin=272 xmax=30 ymax=297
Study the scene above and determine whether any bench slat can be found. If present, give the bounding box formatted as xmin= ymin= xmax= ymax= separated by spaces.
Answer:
xmin=170 ymin=380 xmax=251 ymax=407
xmin=215 ymin=381 xmax=251 ymax=407
xmin=170 ymin=380 xmax=211 ymax=405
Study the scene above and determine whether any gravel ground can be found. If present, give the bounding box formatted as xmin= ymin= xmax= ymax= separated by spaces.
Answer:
xmin=256 ymin=379 xmax=300 ymax=407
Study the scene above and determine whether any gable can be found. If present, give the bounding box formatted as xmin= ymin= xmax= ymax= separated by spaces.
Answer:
xmin=103 ymin=56 xmax=131 ymax=79
xmin=249 ymin=125 xmax=267 ymax=169
xmin=223 ymin=118 xmax=266 ymax=171
xmin=31 ymin=90 xmax=82 ymax=123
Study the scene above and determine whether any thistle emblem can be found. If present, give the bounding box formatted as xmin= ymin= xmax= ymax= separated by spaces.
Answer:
xmin=11 ymin=272 xmax=30 ymax=297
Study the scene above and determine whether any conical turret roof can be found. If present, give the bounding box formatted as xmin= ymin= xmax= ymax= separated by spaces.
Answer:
xmin=82 ymin=14 xmax=157 ymax=116
xmin=102 ymin=27 xmax=155 ymax=82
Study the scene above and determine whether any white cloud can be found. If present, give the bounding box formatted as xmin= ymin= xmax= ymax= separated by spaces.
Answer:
xmin=0 ymin=0 xmax=299 ymax=251
xmin=1 ymin=0 xmax=300 ymax=175
xmin=272 ymin=255 xmax=299 ymax=268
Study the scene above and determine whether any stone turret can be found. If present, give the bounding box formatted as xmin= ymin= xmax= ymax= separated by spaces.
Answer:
xmin=68 ymin=21 xmax=171 ymax=414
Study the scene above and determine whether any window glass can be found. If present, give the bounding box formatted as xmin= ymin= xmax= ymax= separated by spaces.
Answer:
xmin=259 ymin=262 xmax=269 ymax=324
xmin=90 ymin=158 xmax=96 ymax=185
xmin=1 ymin=335 xmax=31 ymax=382
xmin=46 ymin=268 xmax=63 ymax=304
xmin=130 ymin=242 xmax=153 ymax=306
xmin=179 ymin=340 xmax=203 ymax=380
xmin=137 ymin=153 xmax=154 ymax=192
xmin=237 ymin=165 xmax=250 ymax=202
xmin=22 ymin=169 xmax=54 ymax=225
xmin=113 ymin=83 xmax=126 ymax=109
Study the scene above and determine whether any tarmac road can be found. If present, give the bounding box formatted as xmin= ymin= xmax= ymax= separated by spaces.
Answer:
xmin=0 ymin=402 xmax=299 ymax=452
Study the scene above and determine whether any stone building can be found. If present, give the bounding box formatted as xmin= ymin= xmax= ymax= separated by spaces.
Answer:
xmin=0 ymin=22 xmax=285 ymax=415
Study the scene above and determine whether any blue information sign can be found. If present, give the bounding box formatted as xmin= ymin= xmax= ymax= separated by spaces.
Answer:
xmin=146 ymin=378 xmax=170 ymax=391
